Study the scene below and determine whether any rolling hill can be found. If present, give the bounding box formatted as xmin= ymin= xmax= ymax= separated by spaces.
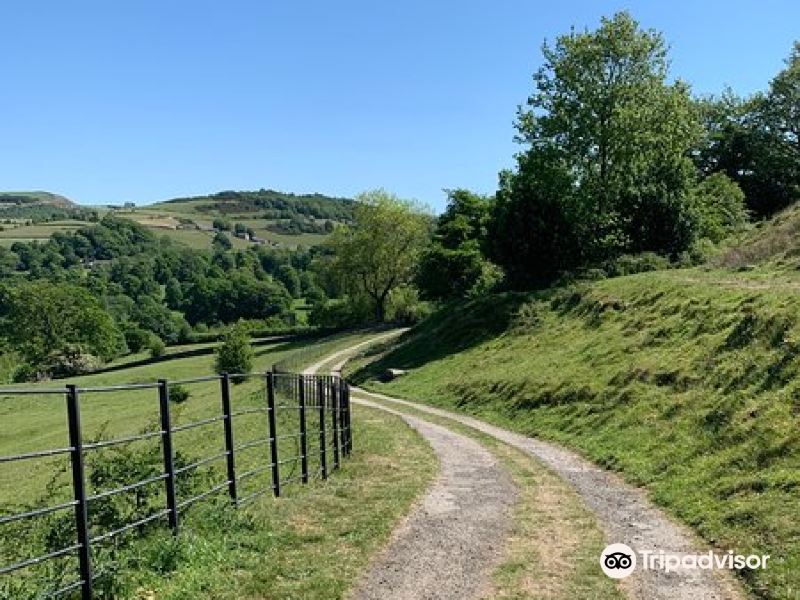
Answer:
xmin=0 ymin=188 xmax=354 ymax=250
xmin=0 ymin=191 xmax=75 ymax=208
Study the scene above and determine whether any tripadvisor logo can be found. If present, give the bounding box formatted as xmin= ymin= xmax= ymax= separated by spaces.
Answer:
xmin=600 ymin=543 xmax=770 ymax=579
xmin=601 ymin=543 xmax=636 ymax=579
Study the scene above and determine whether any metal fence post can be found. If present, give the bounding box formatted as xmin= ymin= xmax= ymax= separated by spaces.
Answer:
xmin=298 ymin=374 xmax=309 ymax=484
xmin=344 ymin=381 xmax=352 ymax=455
xmin=338 ymin=379 xmax=347 ymax=457
xmin=158 ymin=380 xmax=179 ymax=534
xmin=331 ymin=378 xmax=340 ymax=470
xmin=317 ymin=377 xmax=327 ymax=480
xmin=66 ymin=385 xmax=93 ymax=600
xmin=266 ymin=372 xmax=281 ymax=497
xmin=220 ymin=373 xmax=238 ymax=506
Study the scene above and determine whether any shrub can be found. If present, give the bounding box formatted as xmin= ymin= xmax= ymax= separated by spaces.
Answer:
xmin=148 ymin=336 xmax=166 ymax=358
xmin=215 ymin=324 xmax=254 ymax=380
xmin=40 ymin=345 xmax=102 ymax=378
xmin=123 ymin=325 xmax=151 ymax=354
xmin=690 ymin=172 xmax=749 ymax=243
xmin=602 ymin=252 xmax=671 ymax=277
xmin=168 ymin=384 xmax=190 ymax=404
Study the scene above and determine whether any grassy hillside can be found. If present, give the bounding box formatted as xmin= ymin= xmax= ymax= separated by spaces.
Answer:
xmin=0 ymin=189 xmax=350 ymax=249
xmin=152 ymin=189 xmax=353 ymax=220
xmin=0 ymin=191 xmax=75 ymax=208
xmin=352 ymin=267 xmax=800 ymax=599
xmin=715 ymin=203 xmax=800 ymax=271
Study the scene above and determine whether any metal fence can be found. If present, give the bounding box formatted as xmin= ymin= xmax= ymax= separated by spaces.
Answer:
xmin=0 ymin=372 xmax=352 ymax=600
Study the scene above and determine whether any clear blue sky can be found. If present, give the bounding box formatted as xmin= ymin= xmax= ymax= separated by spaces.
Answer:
xmin=1 ymin=1 xmax=797 ymax=211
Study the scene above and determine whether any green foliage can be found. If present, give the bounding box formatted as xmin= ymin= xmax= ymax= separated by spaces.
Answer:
xmin=168 ymin=383 xmax=190 ymax=403
xmin=416 ymin=189 xmax=502 ymax=301
xmin=182 ymin=271 xmax=291 ymax=325
xmin=148 ymin=336 xmax=166 ymax=358
xmin=123 ymin=324 xmax=151 ymax=354
xmin=385 ymin=285 xmax=433 ymax=325
xmin=690 ymin=172 xmax=749 ymax=243
xmin=493 ymin=12 xmax=701 ymax=287
xmin=601 ymin=252 xmax=672 ymax=277
xmin=215 ymin=323 xmax=254 ymax=378
xmin=309 ymin=297 xmax=372 ymax=329
xmin=160 ymin=188 xmax=355 ymax=223
xmin=694 ymin=43 xmax=800 ymax=218
xmin=0 ymin=280 xmax=125 ymax=365
xmin=329 ymin=189 xmax=432 ymax=321
xmin=490 ymin=151 xmax=582 ymax=286
xmin=213 ymin=217 xmax=232 ymax=231
xmin=213 ymin=231 xmax=232 ymax=250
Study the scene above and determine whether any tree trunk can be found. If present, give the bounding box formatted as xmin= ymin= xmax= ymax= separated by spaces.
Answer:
xmin=375 ymin=298 xmax=386 ymax=323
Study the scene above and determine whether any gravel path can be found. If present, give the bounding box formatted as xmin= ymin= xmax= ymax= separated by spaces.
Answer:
xmin=349 ymin=398 xmax=517 ymax=600
xmin=306 ymin=335 xmax=518 ymax=600
xmin=309 ymin=336 xmax=744 ymax=599
xmin=356 ymin=389 xmax=745 ymax=600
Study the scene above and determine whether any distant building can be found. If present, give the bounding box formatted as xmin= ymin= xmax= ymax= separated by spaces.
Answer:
xmin=123 ymin=202 xmax=136 ymax=210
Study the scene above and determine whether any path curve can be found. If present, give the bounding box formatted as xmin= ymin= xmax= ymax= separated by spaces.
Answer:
xmin=349 ymin=398 xmax=517 ymax=600
xmin=312 ymin=335 xmax=744 ymax=599
xmin=356 ymin=389 xmax=745 ymax=600
xmin=306 ymin=334 xmax=518 ymax=600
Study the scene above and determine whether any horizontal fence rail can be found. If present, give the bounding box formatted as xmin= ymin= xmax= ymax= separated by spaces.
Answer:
xmin=0 ymin=371 xmax=352 ymax=599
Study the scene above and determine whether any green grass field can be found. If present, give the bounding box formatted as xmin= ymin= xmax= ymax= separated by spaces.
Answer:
xmin=0 ymin=209 xmax=332 ymax=250
xmin=0 ymin=222 xmax=91 ymax=241
xmin=352 ymin=266 xmax=800 ymax=600
xmin=0 ymin=330 xmax=437 ymax=599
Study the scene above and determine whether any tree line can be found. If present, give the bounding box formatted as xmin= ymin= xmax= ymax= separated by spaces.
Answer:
xmin=1 ymin=12 xmax=796 ymax=380
xmin=0 ymin=216 xmax=332 ymax=381
xmin=326 ymin=12 xmax=799 ymax=318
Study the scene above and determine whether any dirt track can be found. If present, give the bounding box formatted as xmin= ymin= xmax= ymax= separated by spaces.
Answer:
xmin=311 ymin=335 xmax=745 ymax=600
xmin=349 ymin=398 xmax=516 ymax=600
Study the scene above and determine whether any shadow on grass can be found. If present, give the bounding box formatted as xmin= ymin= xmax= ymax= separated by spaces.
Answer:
xmin=350 ymin=292 xmax=535 ymax=384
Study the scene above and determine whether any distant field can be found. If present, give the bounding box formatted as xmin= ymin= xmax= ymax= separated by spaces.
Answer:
xmin=0 ymin=330 xmax=379 ymax=507
xmin=0 ymin=221 xmax=91 ymax=241
xmin=0 ymin=330 xmax=434 ymax=599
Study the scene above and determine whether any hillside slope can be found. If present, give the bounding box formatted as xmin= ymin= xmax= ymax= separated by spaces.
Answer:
xmin=352 ymin=268 xmax=800 ymax=599
xmin=0 ymin=191 xmax=75 ymax=208
xmin=151 ymin=188 xmax=354 ymax=222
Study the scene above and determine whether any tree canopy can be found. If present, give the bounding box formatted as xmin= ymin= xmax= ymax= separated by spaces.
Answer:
xmin=330 ymin=189 xmax=431 ymax=321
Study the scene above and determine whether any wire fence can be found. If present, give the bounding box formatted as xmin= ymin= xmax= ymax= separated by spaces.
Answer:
xmin=0 ymin=371 xmax=352 ymax=600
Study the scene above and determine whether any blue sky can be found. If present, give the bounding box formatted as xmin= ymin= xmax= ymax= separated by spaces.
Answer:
xmin=0 ymin=1 xmax=797 ymax=211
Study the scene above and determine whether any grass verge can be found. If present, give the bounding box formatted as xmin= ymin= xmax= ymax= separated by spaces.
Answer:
xmin=125 ymin=403 xmax=436 ymax=599
xmin=351 ymin=268 xmax=800 ymax=599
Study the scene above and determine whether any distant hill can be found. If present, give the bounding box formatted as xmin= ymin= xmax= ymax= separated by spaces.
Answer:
xmin=0 ymin=191 xmax=75 ymax=209
xmin=153 ymin=189 xmax=355 ymax=223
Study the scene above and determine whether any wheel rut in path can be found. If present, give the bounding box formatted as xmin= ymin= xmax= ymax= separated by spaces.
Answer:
xmin=356 ymin=389 xmax=746 ymax=600
xmin=347 ymin=397 xmax=517 ymax=600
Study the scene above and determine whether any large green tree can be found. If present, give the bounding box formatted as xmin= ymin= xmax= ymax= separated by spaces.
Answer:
xmin=330 ymin=189 xmax=431 ymax=322
xmin=0 ymin=281 xmax=125 ymax=363
xmin=496 ymin=12 xmax=702 ymax=286
xmin=695 ymin=43 xmax=800 ymax=217
xmin=417 ymin=189 xmax=501 ymax=300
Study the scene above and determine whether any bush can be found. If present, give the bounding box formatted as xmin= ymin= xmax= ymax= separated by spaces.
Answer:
xmin=602 ymin=252 xmax=672 ymax=277
xmin=386 ymin=286 xmax=434 ymax=325
xmin=215 ymin=324 xmax=254 ymax=380
xmin=168 ymin=384 xmax=190 ymax=404
xmin=123 ymin=325 xmax=151 ymax=354
xmin=148 ymin=336 xmax=166 ymax=358
xmin=691 ymin=172 xmax=749 ymax=243
xmin=41 ymin=345 xmax=102 ymax=378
